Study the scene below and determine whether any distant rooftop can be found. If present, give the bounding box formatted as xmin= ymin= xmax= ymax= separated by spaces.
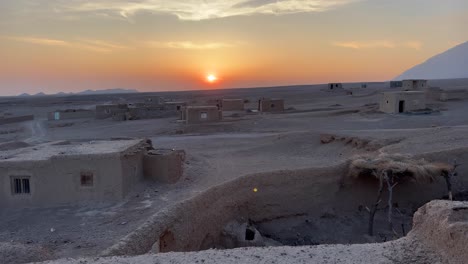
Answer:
xmin=383 ymin=91 xmax=425 ymax=94
xmin=0 ymin=139 xmax=143 ymax=163
xmin=186 ymin=106 xmax=218 ymax=109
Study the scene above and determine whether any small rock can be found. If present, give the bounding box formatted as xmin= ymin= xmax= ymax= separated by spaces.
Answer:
xmin=50 ymin=228 xmax=56 ymax=233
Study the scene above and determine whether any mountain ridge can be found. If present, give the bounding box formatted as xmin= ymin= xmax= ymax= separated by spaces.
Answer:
xmin=395 ymin=41 xmax=468 ymax=80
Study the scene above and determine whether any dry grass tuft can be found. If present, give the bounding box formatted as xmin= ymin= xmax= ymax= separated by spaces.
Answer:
xmin=348 ymin=153 xmax=453 ymax=183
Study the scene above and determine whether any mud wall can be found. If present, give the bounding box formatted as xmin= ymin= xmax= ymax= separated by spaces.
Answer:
xmin=47 ymin=110 xmax=94 ymax=121
xmin=185 ymin=107 xmax=221 ymax=124
xmin=143 ymin=150 xmax=185 ymax=184
xmin=120 ymin=149 xmax=145 ymax=197
xmin=439 ymin=90 xmax=467 ymax=101
xmin=103 ymin=153 xmax=467 ymax=256
xmin=0 ymin=115 xmax=34 ymax=125
xmin=380 ymin=92 xmax=426 ymax=114
xmin=221 ymin=99 xmax=244 ymax=111
xmin=0 ymin=154 xmax=124 ymax=208
xmin=96 ymin=104 xmax=129 ymax=119
xmin=258 ymin=99 xmax=284 ymax=112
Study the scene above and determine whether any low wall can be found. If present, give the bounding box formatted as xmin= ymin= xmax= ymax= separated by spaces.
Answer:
xmin=47 ymin=110 xmax=95 ymax=121
xmin=103 ymin=147 xmax=467 ymax=256
xmin=0 ymin=115 xmax=34 ymax=125
xmin=143 ymin=149 xmax=185 ymax=184
xmin=439 ymin=90 xmax=467 ymax=101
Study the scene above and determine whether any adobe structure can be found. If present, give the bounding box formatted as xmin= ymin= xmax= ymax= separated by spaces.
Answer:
xmin=0 ymin=139 xmax=184 ymax=208
xmin=143 ymin=149 xmax=185 ymax=184
xmin=258 ymin=98 xmax=285 ymax=112
xmin=0 ymin=115 xmax=34 ymax=125
xmin=95 ymin=104 xmax=129 ymax=119
xmin=327 ymin=83 xmax=343 ymax=90
xmin=380 ymin=91 xmax=426 ymax=114
xmin=126 ymin=105 xmax=170 ymax=120
xmin=402 ymin=79 xmax=428 ymax=90
xmin=182 ymin=106 xmax=221 ymax=124
xmin=390 ymin=81 xmax=403 ymax=88
xmin=47 ymin=109 xmax=95 ymax=121
xmin=219 ymin=99 xmax=244 ymax=111
xmin=163 ymin=101 xmax=187 ymax=112
xmin=145 ymin=96 xmax=164 ymax=106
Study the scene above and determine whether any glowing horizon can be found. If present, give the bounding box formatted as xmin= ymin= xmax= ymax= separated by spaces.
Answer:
xmin=0 ymin=0 xmax=467 ymax=96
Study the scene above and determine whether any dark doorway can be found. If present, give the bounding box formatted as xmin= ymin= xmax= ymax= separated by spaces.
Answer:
xmin=398 ymin=100 xmax=405 ymax=113
xmin=245 ymin=228 xmax=255 ymax=240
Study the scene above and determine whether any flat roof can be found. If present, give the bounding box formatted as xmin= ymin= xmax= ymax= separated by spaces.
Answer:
xmin=0 ymin=139 xmax=143 ymax=162
xmin=164 ymin=101 xmax=187 ymax=104
xmin=383 ymin=91 xmax=425 ymax=94
xmin=186 ymin=106 xmax=218 ymax=109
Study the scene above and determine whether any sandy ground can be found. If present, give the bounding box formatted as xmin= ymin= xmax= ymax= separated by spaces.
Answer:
xmin=0 ymin=82 xmax=468 ymax=262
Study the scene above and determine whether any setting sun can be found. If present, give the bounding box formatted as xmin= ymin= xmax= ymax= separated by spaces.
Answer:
xmin=206 ymin=74 xmax=217 ymax=83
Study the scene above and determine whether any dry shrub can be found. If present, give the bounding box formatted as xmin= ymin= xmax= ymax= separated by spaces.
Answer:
xmin=348 ymin=153 xmax=453 ymax=183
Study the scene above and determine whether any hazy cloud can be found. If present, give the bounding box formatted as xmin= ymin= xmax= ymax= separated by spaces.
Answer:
xmin=3 ymin=36 xmax=128 ymax=53
xmin=332 ymin=40 xmax=422 ymax=50
xmin=5 ymin=36 xmax=69 ymax=46
xmin=147 ymin=41 xmax=238 ymax=49
xmin=49 ymin=0 xmax=362 ymax=21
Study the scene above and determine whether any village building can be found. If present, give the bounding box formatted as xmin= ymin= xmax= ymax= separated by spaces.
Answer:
xmin=183 ymin=106 xmax=221 ymax=124
xmin=219 ymin=99 xmax=245 ymax=111
xmin=328 ymin=83 xmax=343 ymax=90
xmin=0 ymin=140 xmax=148 ymax=207
xmin=380 ymin=91 xmax=426 ymax=114
xmin=145 ymin=96 xmax=164 ymax=106
xmin=402 ymin=79 xmax=428 ymax=90
xmin=390 ymin=81 xmax=403 ymax=88
xmin=126 ymin=106 xmax=169 ymax=120
xmin=95 ymin=104 xmax=129 ymax=119
xmin=47 ymin=109 xmax=95 ymax=121
xmin=0 ymin=139 xmax=185 ymax=208
xmin=163 ymin=101 xmax=188 ymax=112
xmin=258 ymin=98 xmax=285 ymax=112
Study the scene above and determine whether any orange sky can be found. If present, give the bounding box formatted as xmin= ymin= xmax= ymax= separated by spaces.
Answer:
xmin=1 ymin=0 xmax=467 ymax=95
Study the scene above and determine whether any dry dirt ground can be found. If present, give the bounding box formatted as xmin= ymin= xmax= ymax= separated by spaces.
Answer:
xmin=0 ymin=81 xmax=467 ymax=263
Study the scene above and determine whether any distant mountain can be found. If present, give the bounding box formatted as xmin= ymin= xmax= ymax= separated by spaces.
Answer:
xmin=56 ymin=92 xmax=72 ymax=96
xmin=16 ymin=88 xmax=138 ymax=97
xmin=395 ymin=41 xmax=468 ymax=80
xmin=76 ymin=88 xmax=138 ymax=95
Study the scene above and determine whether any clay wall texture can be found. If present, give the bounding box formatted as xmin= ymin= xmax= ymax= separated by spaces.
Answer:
xmin=380 ymin=91 xmax=426 ymax=114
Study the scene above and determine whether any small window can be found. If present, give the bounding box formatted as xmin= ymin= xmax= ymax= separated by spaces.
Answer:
xmin=271 ymin=104 xmax=275 ymax=108
xmin=200 ymin=112 xmax=208 ymax=119
xmin=176 ymin=106 xmax=181 ymax=111
xmin=80 ymin=172 xmax=94 ymax=187
xmin=11 ymin=176 xmax=31 ymax=195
